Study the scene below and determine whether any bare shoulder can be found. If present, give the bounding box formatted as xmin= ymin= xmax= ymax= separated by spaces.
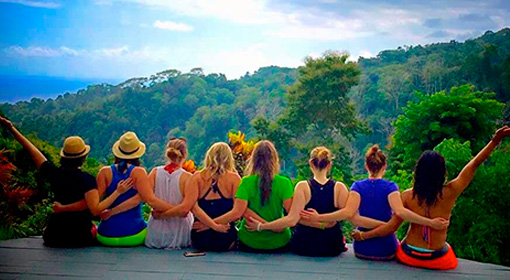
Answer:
xmin=181 ymin=170 xmax=192 ymax=180
xmin=334 ymin=181 xmax=348 ymax=190
xmin=227 ymin=170 xmax=241 ymax=179
xmin=295 ymin=180 xmax=309 ymax=191
xmin=148 ymin=167 xmax=158 ymax=175
xmin=131 ymin=166 xmax=148 ymax=176
xmin=401 ymin=189 xmax=413 ymax=200
xmin=98 ymin=166 xmax=111 ymax=176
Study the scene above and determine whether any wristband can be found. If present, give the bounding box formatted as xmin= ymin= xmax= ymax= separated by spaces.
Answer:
xmin=256 ymin=222 xmax=262 ymax=232
xmin=320 ymin=221 xmax=326 ymax=230
xmin=359 ymin=232 xmax=365 ymax=241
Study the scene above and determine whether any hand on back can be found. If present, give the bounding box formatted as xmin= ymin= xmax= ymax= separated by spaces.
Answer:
xmin=116 ymin=178 xmax=134 ymax=194
xmin=429 ymin=217 xmax=449 ymax=230
xmin=300 ymin=208 xmax=320 ymax=222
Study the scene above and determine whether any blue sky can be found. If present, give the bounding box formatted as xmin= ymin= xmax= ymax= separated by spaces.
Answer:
xmin=1 ymin=0 xmax=509 ymax=80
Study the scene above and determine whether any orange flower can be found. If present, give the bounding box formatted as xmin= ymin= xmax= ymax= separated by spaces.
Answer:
xmin=182 ymin=160 xmax=197 ymax=173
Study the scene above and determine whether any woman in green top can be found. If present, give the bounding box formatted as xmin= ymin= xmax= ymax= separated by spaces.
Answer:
xmin=212 ymin=140 xmax=293 ymax=253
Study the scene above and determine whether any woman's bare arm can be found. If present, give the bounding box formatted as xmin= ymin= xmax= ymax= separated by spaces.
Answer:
xmin=0 ymin=116 xmax=46 ymax=168
xmin=449 ymin=126 xmax=510 ymax=197
xmin=388 ymin=191 xmax=448 ymax=230
xmin=52 ymin=200 xmax=88 ymax=213
xmin=154 ymin=172 xmax=198 ymax=218
xmin=214 ymin=198 xmax=248 ymax=224
xmin=300 ymin=191 xmax=361 ymax=222
xmin=247 ymin=182 xmax=306 ymax=231
xmin=353 ymin=215 xmax=404 ymax=241
xmin=132 ymin=167 xmax=175 ymax=211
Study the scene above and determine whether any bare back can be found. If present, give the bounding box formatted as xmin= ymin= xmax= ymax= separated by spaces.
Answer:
xmin=401 ymin=184 xmax=459 ymax=250
xmin=195 ymin=170 xmax=241 ymax=200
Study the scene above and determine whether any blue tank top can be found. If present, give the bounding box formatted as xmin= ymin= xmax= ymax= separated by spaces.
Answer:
xmin=97 ymin=164 xmax=147 ymax=237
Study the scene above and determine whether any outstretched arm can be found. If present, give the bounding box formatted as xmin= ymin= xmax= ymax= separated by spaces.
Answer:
xmin=0 ymin=116 xmax=46 ymax=168
xmin=449 ymin=126 xmax=510 ymax=197
xmin=388 ymin=191 xmax=448 ymax=230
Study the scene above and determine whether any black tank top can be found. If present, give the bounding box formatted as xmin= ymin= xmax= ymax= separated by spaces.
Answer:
xmin=197 ymin=181 xmax=233 ymax=218
xmin=191 ymin=180 xmax=237 ymax=251
xmin=290 ymin=178 xmax=345 ymax=257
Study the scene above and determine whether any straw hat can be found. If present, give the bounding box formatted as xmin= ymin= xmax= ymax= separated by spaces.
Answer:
xmin=60 ymin=136 xmax=91 ymax=159
xmin=112 ymin=131 xmax=146 ymax=159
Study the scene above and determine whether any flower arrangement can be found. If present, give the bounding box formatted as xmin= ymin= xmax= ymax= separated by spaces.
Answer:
xmin=227 ymin=131 xmax=256 ymax=176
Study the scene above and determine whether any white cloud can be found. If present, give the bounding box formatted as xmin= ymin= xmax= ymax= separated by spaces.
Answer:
xmin=0 ymin=0 xmax=61 ymax=8
xmin=153 ymin=20 xmax=193 ymax=32
xmin=8 ymin=46 xmax=62 ymax=57
xmin=201 ymin=44 xmax=301 ymax=79
xmin=98 ymin=46 xmax=130 ymax=56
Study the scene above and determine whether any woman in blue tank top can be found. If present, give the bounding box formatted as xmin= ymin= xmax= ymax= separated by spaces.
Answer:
xmin=300 ymin=145 xmax=449 ymax=260
xmin=245 ymin=146 xmax=384 ymax=257
xmin=96 ymin=131 xmax=150 ymax=246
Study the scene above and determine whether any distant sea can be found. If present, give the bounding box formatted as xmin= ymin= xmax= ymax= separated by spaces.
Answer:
xmin=0 ymin=75 xmax=122 ymax=103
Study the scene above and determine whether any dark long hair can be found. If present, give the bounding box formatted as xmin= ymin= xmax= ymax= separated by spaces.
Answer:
xmin=114 ymin=157 xmax=141 ymax=173
xmin=412 ymin=150 xmax=447 ymax=207
xmin=245 ymin=140 xmax=280 ymax=206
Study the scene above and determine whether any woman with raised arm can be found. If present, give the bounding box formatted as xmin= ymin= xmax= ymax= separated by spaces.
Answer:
xmin=0 ymin=116 xmax=130 ymax=247
xmin=182 ymin=142 xmax=239 ymax=251
xmin=354 ymin=126 xmax=510 ymax=270
xmin=300 ymin=145 xmax=449 ymax=260
xmin=143 ymin=138 xmax=196 ymax=249
xmin=246 ymin=146 xmax=386 ymax=256
xmin=211 ymin=140 xmax=293 ymax=253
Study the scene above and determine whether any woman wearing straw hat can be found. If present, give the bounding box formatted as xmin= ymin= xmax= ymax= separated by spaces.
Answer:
xmin=95 ymin=131 xmax=155 ymax=246
xmin=0 ymin=116 xmax=115 ymax=247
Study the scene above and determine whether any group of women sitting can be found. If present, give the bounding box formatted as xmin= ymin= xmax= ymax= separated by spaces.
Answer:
xmin=1 ymin=115 xmax=508 ymax=271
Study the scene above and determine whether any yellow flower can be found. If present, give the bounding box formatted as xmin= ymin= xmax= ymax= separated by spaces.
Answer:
xmin=242 ymin=140 xmax=255 ymax=156
xmin=228 ymin=131 xmax=245 ymax=145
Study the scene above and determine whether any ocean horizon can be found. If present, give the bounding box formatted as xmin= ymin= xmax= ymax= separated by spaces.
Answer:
xmin=0 ymin=75 xmax=122 ymax=103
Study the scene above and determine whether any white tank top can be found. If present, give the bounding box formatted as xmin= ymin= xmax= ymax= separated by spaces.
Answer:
xmin=145 ymin=167 xmax=193 ymax=249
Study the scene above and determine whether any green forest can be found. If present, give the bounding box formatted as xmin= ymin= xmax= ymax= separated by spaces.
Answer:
xmin=1 ymin=28 xmax=510 ymax=265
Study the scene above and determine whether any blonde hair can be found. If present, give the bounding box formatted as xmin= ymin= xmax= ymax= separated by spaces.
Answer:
xmin=203 ymin=142 xmax=235 ymax=179
xmin=365 ymin=144 xmax=387 ymax=174
xmin=310 ymin=146 xmax=334 ymax=170
xmin=245 ymin=140 xmax=280 ymax=206
xmin=166 ymin=138 xmax=187 ymax=163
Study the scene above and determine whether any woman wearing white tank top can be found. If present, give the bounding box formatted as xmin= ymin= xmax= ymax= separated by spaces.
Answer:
xmin=144 ymin=138 xmax=194 ymax=249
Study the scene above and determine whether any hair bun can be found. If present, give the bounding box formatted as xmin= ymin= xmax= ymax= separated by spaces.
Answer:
xmin=370 ymin=144 xmax=380 ymax=154
xmin=166 ymin=147 xmax=183 ymax=162
xmin=318 ymin=149 xmax=329 ymax=159
xmin=365 ymin=144 xmax=386 ymax=173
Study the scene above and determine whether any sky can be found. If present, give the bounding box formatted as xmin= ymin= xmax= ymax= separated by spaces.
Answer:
xmin=1 ymin=0 xmax=509 ymax=81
